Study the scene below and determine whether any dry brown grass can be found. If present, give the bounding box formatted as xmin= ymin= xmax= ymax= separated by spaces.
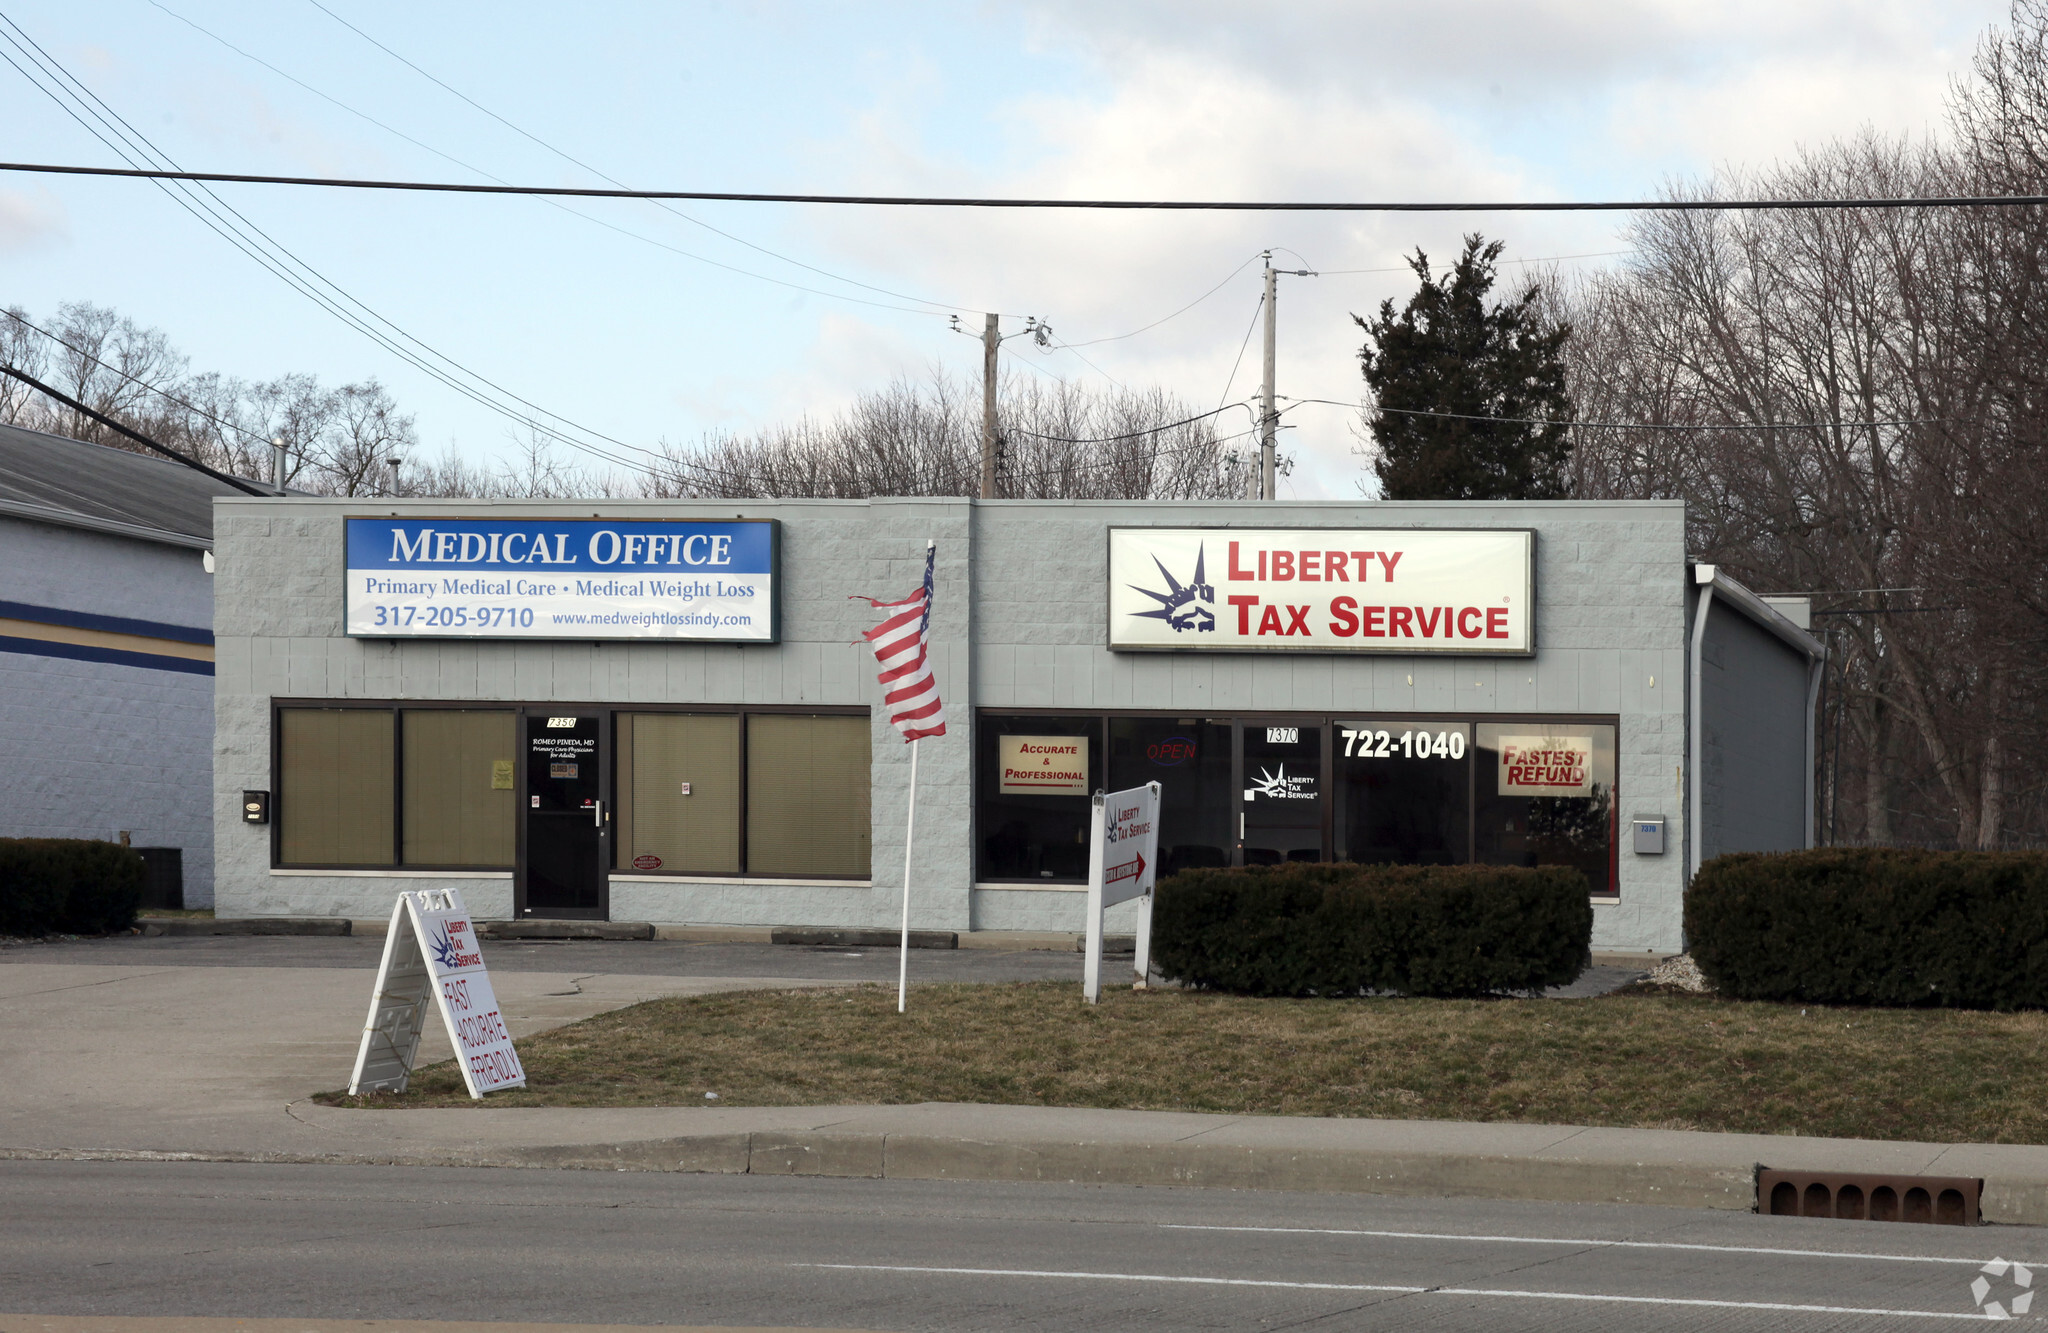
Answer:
xmin=317 ymin=981 xmax=2048 ymax=1143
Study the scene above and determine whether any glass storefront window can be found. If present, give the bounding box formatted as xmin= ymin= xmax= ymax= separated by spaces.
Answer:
xmin=277 ymin=707 xmax=395 ymax=866
xmin=401 ymin=710 xmax=516 ymax=867
xmin=1335 ymin=720 xmax=1471 ymax=866
xmin=977 ymin=714 xmax=1102 ymax=881
xmin=747 ymin=714 xmax=871 ymax=877
xmin=275 ymin=703 xmax=871 ymax=879
xmin=975 ymin=709 xmax=1618 ymax=894
xmin=1474 ymin=722 xmax=1618 ymax=894
xmin=1241 ymin=722 xmax=1323 ymax=864
xmin=1107 ymin=717 xmax=1233 ymax=877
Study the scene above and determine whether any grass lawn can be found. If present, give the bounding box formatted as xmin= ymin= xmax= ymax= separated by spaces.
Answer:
xmin=316 ymin=981 xmax=2048 ymax=1144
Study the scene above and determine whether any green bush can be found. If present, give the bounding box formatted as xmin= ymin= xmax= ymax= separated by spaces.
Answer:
xmin=1151 ymin=861 xmax=1593 ymax=997
xmin=0 ymin=839 xmax=146 ymax=936
xmin=1687 ymin=848 xmax=2048 ymax=1009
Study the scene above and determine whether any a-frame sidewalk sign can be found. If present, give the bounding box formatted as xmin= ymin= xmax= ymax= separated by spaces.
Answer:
xmin=1083 ymin=780 xmax=1161 ymax=1004
xmin=348 ymin=887 xmax=525 ymax=1098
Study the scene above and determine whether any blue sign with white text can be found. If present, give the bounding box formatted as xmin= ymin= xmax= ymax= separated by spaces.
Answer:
xmin=344 ymin=516 xmax=778 ymax=641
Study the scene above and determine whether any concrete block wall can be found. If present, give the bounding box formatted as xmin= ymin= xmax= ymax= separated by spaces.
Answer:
xmin=1 ymin=519 xmax=216 ymax=904
xmin=212 ymin=498 xmax=974 ymax=929
xmin=214 ymin=496 xmax=1692 ymax=951
xmin=967 ymin=500 xmax=1691 ymax=951
xmin=1697 ymin=596 xmax=1812 ymax=861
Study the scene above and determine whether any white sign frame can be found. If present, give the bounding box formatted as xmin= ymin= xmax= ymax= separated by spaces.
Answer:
xmin=348 ymin=888 xmax=526 ymax=1098
xmin=1084 ymin=781 xmax=1162 ymax=1004
xmin=1107 ymin=526 xmax=1535 ymax=655
xmin=343 ymin=516 xmax=780 ymax=644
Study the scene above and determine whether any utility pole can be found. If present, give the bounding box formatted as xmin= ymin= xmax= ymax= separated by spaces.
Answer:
xmin=1247 ymin=253 xmax=1317 ymax=500
xmin=1260 ymin=255 xmax=1278 ymax=501
xmin=952 ymin=312 xmax=1047 ymax=500
xmin=981 ymin=313 xmax=999 ymax=499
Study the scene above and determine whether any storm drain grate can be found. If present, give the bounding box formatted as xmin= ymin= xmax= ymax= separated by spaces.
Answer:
xmin=1758 ymin=1170 xmax=1981 ymax=1225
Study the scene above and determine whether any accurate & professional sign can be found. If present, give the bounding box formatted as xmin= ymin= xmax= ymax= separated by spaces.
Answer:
xmin=1107 ymin=526 xmax=1533 ymax=655
xmin=344 ymin=516 xmax=778 ymax=642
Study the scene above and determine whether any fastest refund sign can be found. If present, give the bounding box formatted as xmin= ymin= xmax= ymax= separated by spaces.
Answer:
xmin=344 ymin=516 xmax=779 ymax=642
xmin=1107 ymin=526 xmax=1534 ymax=655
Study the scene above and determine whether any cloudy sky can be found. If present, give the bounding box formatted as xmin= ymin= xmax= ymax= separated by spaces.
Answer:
xmin=0 ymin=1 xmax=2008 ymax=495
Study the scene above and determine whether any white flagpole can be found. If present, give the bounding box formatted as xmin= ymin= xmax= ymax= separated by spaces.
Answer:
xmin=898 ymin=735 xmax=920 ymax=1013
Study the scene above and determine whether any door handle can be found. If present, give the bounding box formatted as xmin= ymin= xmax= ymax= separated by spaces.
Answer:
xmin=593 ymin=798 xmax=604 ymax=830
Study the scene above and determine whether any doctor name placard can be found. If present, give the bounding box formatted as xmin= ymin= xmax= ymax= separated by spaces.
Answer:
xmin=345 ymin=516 xmax=778 ymax=642
xmin=1109 ymin=527 xmax=1533 ymax=655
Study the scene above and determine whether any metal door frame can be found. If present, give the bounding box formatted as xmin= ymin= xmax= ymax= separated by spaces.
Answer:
xmin=514 ymin=706 xmax=613 ymax=921
xmin=1233 ymin=714 xmax=1331 ymax=866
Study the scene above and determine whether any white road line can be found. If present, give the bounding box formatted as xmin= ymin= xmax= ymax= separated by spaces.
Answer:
xmin=1162 ymin=1223 xmax=2030 ymax=1267
xmin=798 ymin=1263 xmax=2001 ymax=1321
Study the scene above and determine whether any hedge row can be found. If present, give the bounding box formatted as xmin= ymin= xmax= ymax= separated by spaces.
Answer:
xmin=1687 ymin=847 xmax=2048 ymax=1009
xmin=0 ymin=839 xmax=146 ymax=936
xmin=1151 ymin=861 xmax=1593 ymax=997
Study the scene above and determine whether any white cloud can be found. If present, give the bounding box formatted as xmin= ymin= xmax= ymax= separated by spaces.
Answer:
xmin=759 ymin=1 xmax=2007 ymax=495
xmin=0 ymin=188 xmax=68 ymax=254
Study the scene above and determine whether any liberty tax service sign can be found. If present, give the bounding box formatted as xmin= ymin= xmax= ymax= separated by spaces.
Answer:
xmin=1107 ymin=527 xmax=1532 ymax=655
xmin=348 ymin=888 xmax=525 ymax=1099
xmin=1084 ymin=781 xmax=1161 ymax=1004
xmin=345 ymin=516 xmax=778 ymax=642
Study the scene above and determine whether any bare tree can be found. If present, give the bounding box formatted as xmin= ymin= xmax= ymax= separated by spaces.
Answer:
xmin=647 ymin=370 xmax=1254 ymax=501
xmin=1557 ymin=5 xmax=2048 ymax=848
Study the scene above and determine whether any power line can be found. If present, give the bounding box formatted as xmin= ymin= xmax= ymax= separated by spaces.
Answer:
xmin=0 ymin=14 xmax=655 ymax=477
xmin=1004 ymin=401 xmax=1244 ymax=445
xmin=1056 ymin=253 xmax=1262 ymax=348
xmin=297 ymin=0 xmax=975 ymax=315
xmin=1288 ymin=397 xmax=1941 ymax=431
xmin=143 ymin=0 xmax=955 ymax=318
xmin=1217 ymin=294 xmax=1265 ymax=412
xmin=0 ymin=362 xmax=270 ymax=495
xmin=3 ymin=308 xmax=276 ymax=449
xmin=1317 ymin=249 xmax=1631 ymax=274
xmin=9 ymin=159 xmax=2048 ymax=211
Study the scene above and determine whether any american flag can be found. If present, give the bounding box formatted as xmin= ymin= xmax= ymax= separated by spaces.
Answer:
xmin=858 ymin=541 xmax=947 ymax=742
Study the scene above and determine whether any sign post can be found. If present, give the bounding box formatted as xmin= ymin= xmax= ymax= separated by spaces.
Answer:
xmin=1084 ymin=781 xmax=1162 ymax=1004
xmin=348 ymin=888 xmax=525 ymax=1098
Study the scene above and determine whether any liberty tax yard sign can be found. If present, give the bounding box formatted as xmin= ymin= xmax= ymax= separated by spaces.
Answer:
xmin=348 ymin=888 xmax=525 ymax=1099
xmin=345 ymin=516 xmax=778 ymax=643
xmin=1108 ymin=527 xmax=1533 ymax=655
xmin=1084 ymin=781 xmax=1161 ymax=1004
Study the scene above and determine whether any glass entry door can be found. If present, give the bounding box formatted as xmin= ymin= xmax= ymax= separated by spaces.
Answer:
xmin=520 ymin=712 xmax=609 ymax=919
xmin=1239 ymin=721 xmax=1325 ymax=865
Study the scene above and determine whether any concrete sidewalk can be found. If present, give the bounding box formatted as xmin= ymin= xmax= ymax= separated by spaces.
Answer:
xmin=5 ymin=948 xmax=2047 ymax=1225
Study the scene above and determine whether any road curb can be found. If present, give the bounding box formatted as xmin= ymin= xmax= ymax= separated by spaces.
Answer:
xmin=480 ymin=920 xmax=656 ymax=941
xmin=0 ymin=1132 xmax=1760 ymax=1215
xmin=141 ymin=917 xmax=352 ymax=937
xmin=14 ymin=1131 xmax=2046 ymax=1223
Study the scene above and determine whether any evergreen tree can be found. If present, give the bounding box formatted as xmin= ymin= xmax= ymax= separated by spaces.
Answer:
xmin=1356 ymin=234 xmax=1573 ymax=500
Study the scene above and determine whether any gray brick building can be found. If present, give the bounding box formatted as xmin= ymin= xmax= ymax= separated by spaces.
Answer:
xmin=212 ymin=496 xmax=1821 ymax=953
xmin=1 ymin=425 xmax=238 ymax=906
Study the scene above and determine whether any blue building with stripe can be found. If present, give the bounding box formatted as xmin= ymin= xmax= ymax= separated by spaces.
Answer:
xmin=0 ymin=423 xmax=239 ymax=907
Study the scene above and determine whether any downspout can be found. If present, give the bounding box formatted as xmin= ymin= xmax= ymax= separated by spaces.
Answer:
xmin=1688 ymin=564 xmax=1716 ymax=882
xmin=1804 ymin=648 xmax=1826 ymax=848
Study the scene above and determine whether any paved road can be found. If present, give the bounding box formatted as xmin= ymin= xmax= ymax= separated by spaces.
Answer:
xmin=0 ymin=933 xmax=1645 ymax=994
xmin=0 ymin=1160 xmax=2031 ymax=1331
